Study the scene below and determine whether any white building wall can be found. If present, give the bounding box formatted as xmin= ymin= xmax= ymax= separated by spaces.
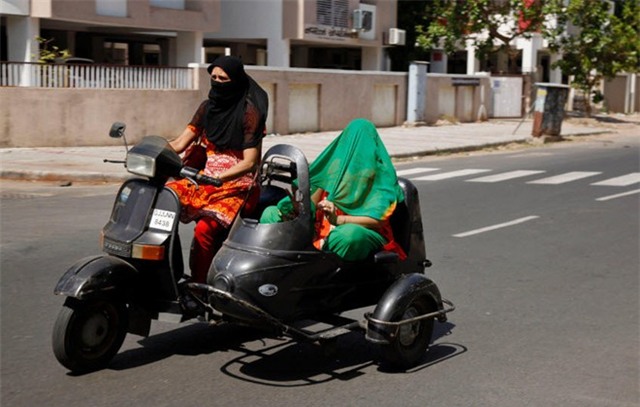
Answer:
xmin=205 ymin=0 xmax=284 ymax=65
xmin=176 ymin=31 xmax=204 ymax=66
xmin=1 ymin=0 xmax=30 ymax=15
xmin=6 ymin=16 xmax=39 ymax=63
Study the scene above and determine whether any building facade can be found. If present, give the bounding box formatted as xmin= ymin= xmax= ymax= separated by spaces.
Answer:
xmin=1 ymin=0 xmax=220 ymax=66
xmin=1 ymin=0 xmax=404 ymax=71
xmin=202 ymin=0 xmax=403 ymax=71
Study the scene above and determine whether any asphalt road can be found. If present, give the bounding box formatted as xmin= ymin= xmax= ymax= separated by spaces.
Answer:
xmin=1 ymin=133 xmax=638 ymax=407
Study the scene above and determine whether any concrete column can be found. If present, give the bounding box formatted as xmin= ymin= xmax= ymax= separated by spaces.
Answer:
xmin=176 ymin=31 xmax=204 ymax=67
xmin=430 ymin=49 xmax=447 ymax=74
xmin=167 ymin=38 xmax=177 ymax=66
xmin=625 ymin=74 xmax=636 ymax=114
xmin=496 ymin=51 xmax=509 ymax=73
xmin=267 ymin=37 xmax=290 ymax=67
xmin=291 ymin=46 xmax=308 ymax=68
xmin=466 ymin=40 xmax=480 ymax=75
xmin=521 ymin=33 xmax=543 ymax=74
xmin=549 ymin=52 xmax=563 ymax=84
xmin=406 ymin=61 xmax=429 ymax=124
xmin=7 ymin=16 xmax=39 ymax=62
xmin=362 ymin=46 xmax=383 ymax=71
xmin=6 ymin=16 xmax=40 ymax=86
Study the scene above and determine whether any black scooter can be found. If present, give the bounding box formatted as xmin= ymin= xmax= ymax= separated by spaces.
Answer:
xmin=52 ymin=122 xmax=454 ymax=373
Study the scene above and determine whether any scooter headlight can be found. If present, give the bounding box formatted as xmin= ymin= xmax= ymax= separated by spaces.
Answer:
xmin=126 ymin=153 xmax=156 ymax=177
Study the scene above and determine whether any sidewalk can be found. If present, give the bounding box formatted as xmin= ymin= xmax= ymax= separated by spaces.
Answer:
xmin=0 ymin=117 xmax=622 ymax=183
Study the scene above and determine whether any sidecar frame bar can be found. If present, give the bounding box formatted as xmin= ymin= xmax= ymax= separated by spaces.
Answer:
xmin=188 ymin=283 xmax=454 ymax=343
xmin=365 ymin=299 xmax=456 ymax=328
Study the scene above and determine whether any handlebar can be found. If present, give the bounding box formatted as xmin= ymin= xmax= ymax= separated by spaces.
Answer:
xmin=180 ymin=166 xmax=223 ymax=187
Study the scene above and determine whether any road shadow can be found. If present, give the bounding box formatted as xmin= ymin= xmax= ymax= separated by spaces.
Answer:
xmin=566 ymin=111 xmax=640 ymax=125
xmin=217 ymin=321 xmax=465 ymax=386
xmin=105 ymin=322 xmax=273 ymax=372
xmin=90 ymin=318 xmax=462 ymax=383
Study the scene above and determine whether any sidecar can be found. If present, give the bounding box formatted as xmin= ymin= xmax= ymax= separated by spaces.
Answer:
xmin=189 ymin=144 xmax=454 ymax=369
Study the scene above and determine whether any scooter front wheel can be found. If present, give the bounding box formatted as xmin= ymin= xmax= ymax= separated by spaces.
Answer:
xmin=52 ymin=298 xmax=128 ymax=373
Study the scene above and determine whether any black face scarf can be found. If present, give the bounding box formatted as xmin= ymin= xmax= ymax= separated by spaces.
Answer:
xmin=204 ymin=56 xmax=251 ymax=150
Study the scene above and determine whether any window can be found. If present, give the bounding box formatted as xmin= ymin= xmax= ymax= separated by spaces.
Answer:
xmin=150 ymin=0 xmax=185 ymax=10
xmin=317 ymin=0 xmax=349 ymax=28
xmin=104 ymin=42 xmax=128 ymax=65
xmin=96 ymin=0 xmax=126 ymax=17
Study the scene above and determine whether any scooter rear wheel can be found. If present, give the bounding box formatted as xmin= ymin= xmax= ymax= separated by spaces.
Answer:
xmin=378 ymin=297 xmax=435 ymax=370
xmin=52 ymin=298 xmax=128 ymax=373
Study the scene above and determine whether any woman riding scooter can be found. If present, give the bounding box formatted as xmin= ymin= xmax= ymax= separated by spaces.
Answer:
xmin=260 ymin=118 xmax=406 ymax=261
xmin=167 ymin=56 xmax=268 ymax=283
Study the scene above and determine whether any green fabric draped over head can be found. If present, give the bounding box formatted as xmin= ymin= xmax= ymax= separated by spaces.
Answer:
xmin=309 ymin=118 xmax=404 ymax=220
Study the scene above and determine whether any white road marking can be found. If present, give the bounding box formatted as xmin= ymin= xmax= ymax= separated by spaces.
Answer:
xmin=453 ymin=216 xmax=540 ymax=238
xmin=595 ymin=189 xmax=640 ymax=202
xmin=396 ymin=167 xmax=440 ymax=176
xmin=467 ymin=170 xmax=546 ymax=183
xmin=527 ymin=171 xmax=602 ymax=185
xmin=591 ymin=173 xmax=640 ymax=186
xmin=399 ymin=168 xmax=638 ymax=188
xmin=412 ymin=169 xmax=491 ymax=181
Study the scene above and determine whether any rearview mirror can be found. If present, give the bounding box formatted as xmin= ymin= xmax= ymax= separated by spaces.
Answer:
xmin=109 ymin=122 xmax=126 ymax=138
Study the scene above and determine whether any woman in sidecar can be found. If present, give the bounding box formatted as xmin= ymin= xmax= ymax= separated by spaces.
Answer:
xmin=260 ymin=118 xmax=406 ymax=262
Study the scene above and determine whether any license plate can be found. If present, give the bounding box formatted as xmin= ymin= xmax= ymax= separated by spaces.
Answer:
xmin=149 ymin=209 xmax=176 ymax=232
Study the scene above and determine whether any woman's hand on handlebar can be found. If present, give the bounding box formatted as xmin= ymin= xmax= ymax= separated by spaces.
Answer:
xmin=180 ymin=166 xmax=222 ymax=187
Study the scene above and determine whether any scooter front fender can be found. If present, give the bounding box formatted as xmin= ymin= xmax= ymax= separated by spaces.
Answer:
xmin=54 ymin=255 xmax=139 ymax=301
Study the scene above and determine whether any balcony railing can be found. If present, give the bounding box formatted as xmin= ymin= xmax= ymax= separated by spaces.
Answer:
xmin=0 ymin=62 xmax=195 ymax=90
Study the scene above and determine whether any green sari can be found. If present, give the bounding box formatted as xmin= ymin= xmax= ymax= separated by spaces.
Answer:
xmin=261 ymin=118 xmax=404 ymax=260
xmin=310 ymin=118 xmax=403 ymax=217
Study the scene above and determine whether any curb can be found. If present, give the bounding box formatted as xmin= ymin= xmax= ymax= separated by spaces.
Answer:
xmin=0 ymin=170 xmax=130 ymax=183
xmin=0 ymin=129 xmax=619 ymax=183
xmin=391 ymin=140 xmax=533 ymax=161
xmin=1 ymin=141 xmax=519 ymax=182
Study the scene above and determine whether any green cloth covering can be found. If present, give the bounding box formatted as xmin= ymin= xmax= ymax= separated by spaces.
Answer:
xmin=308 ymin=118 xmax=404 ymax=219
xmin=262 ymin=118 xmax=403 ymax=221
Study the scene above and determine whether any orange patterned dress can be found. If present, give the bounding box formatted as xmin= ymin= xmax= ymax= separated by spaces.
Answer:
xmin=167 ymin=101 xmax=261 ymax=227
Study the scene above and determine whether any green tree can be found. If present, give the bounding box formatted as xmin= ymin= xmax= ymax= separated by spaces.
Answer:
xmin=415 ymin=0 xmax=546 ymax=73
xmin=543 ymin=0 xmax=640 ymax=116
xmin=35 ymin=36 xmax=71 ymax=63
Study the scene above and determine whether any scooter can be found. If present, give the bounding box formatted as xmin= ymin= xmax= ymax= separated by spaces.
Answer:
xmin=52 ymin=122 xmax=454 ymax=373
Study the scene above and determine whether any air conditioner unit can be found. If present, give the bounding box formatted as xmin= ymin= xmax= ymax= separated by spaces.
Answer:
xmin=353 ymin=9 xmax=373 ymax=31
xmin=388 ymin=28 xmax=406 ymax=46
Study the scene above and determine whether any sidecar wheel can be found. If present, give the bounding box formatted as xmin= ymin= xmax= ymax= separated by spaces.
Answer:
xmin=378 ymin=297 xmax=434 ymax=370
xmin=52 ymin=298 xmax=128 ymax=373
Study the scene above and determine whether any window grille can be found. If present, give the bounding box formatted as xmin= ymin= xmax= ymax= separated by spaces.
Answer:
xmin=317 ymin=0 xmax=349 ymax=28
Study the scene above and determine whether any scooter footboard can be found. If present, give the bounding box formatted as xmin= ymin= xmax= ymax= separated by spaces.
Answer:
xmin=54 ymin=255 xmax=139 ymax=300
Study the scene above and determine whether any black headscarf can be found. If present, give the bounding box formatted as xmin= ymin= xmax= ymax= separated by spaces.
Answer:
xmin=204 ymin=56 xmax=268 ymax=150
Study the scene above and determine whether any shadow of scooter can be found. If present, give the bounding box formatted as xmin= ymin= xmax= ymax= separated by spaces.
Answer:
xmin=215 ymin=321 xmax=463 ymax=386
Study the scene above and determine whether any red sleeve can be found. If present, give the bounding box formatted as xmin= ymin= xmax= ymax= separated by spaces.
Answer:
xmin=241 ymin=101 xmax=265 ymax=149
xmin=188 ymin=100 xmax=208 ymax=134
